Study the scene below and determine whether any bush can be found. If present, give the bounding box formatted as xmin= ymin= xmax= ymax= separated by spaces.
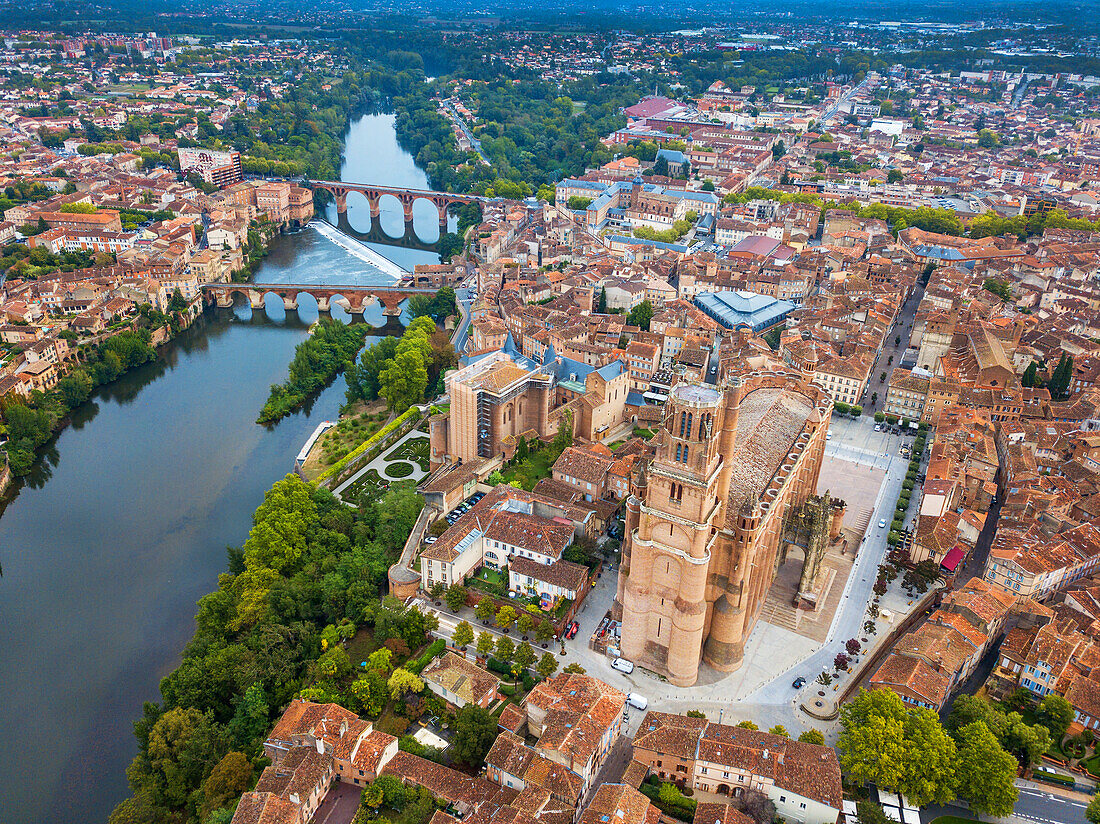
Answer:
xmin=406 ymin=639 xmax=446 ymax=674
xmin=1033 ymin=768 xmax=1075 ymax=787
xmin=875 ymin=411 xmax=886 ymax=423
xmin=834 ymin=401 xmax=851 ymax=415
xmin=887 ymin=531 xmax=900 ymax=545
xmin=886 ymin=414 xmax=898 ymax=424
xmin=386 ymin=461 xmax=415 ymax=478
xmin=850 ymin=405 xmax=863 ymax=416
xmin=902 ymin=480 xmax=914 ymax=491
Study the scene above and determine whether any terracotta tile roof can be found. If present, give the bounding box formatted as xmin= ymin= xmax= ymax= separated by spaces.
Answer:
xmin=382 ymin=751 xmax=501 ymax=807
xmin=694 ymin=803 xmax=757 ymax=824
xmin=578 ymin=784 xmax=656 ymax=824
xmin=870 ymin=653 xmax=952 ymax=707
xmin=486 ymin=730 xmax=584 ymax=803
xmin=422 ymin=652 xmax=502 ymax=707
xmin=511 ymin=555 xmax=588 ymax=594
xmin=230 ymin=792 xmax=299 ymax=824
xmin=525 ymin=673 xmax=626 ymax=767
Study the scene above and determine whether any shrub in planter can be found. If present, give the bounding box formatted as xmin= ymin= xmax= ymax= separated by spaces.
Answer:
xmin=886 ymin=414 xmax=898 ymax=424
xmin=902 ymin=480 xmax=914 ymax=491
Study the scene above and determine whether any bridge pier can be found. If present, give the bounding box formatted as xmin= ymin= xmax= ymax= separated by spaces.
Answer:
xmin=215 ymin=292 xmax=234 ymax=309
xmin=369 ymin=196 xmax=381 ymax=222
xmin=282 ymin=294 xmax=299 ymax=311
xmin=335 ymin=192 xmax=348 ymax=214
xmin=316 ymin=296 xmax=331 ymax=313
xmin=249 ymin=290 xmax=265 ymax=310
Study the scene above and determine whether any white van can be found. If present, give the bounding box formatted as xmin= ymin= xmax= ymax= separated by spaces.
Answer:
xmin=611 ymin=657 xmax=634 ymax=674
xmin=627 ymin=692 xmax=648 ymax=710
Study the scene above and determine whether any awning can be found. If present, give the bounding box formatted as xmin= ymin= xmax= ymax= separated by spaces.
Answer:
xmin=941 ymin=545 xmax=965 ymax=572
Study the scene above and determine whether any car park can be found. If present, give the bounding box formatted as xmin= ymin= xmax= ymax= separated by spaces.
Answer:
xmin=611 ymin=657 xmax=635 ymax=674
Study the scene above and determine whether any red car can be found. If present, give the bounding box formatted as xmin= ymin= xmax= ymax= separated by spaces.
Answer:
xmin=566 ymin=622 xmax=580 ymax=640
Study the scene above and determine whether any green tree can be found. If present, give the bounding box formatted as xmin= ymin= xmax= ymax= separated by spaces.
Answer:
xmin=199 ymin=751 xmax=252 ymax=820
xmin=627 ymin=300 xmax=654 ymax=331
xmin=837 ymin=689 xmax=908 ymax=790
xmin=900 ymin=707 xmax=958 ymax=806
xmin=495 ymin=635 xmax=515 ymax=662
xmin=225 ymin=683 xmax=269 ymax=755
xmin=453 ymin=620 xmax=474 ymax=649
xmin=444 ymin=583 xmax=467 ymax=613
xmin=379 ymin=347 xmax=428 ymax=413
xmin=954 ymin=721 xmax=1018 ymax=817
xmin=769 ymin=725 xmax=790 ymax=738
xmin=537 ymin=652 xmax=559 ymax=679
xmin=388 ymin=668 xmax=425 ymax=700
xmin=1048 ymin=353 xmax=1073 ymax=400
xmin=367 ymin=648 xmax=394 ymax=674
xmin=798 ymin=729 xmax=825 ymax=745
xmin=517 ymin=613 xmax=535 ymax=636
xmin=887 ymin=169 xmax=904 ymax=184
xmin=535 ymin=620 xmax=555 ymax=643
xmin=1087 ymin=794 xmax=1100 ymax=824
xmin=977 ymin=128 xmax=1000 ymax=148
xmin=1021 ymin=361 xmax=1041 ymax=388
xmin=1038 ymin=694 xmax=1073 ymax=742
xmin=737 ymin=720 xmax=759 ymax=730
xmin=855 ymin=800 xmax=890 ymax=824
xmin=514 ymin=641 xmax=537 ymax=670
xmin=452 ymin=705 xmax=498 ymax=766
xmin=476 ymin=631 xmax=495 ymax=657
xmin=495 ymin=605 xmax=518 ymax=630
xmin=598 ymin=287 xmax=607 ymax=313
xmin=475 ymin=597 xmax=495 ymax=622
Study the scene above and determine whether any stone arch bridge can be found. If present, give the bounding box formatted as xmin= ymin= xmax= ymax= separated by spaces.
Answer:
xmin=307 ymin=180 xmax=483 ymax=233
xmin=202 ymin=283 xmax=437 ymax=316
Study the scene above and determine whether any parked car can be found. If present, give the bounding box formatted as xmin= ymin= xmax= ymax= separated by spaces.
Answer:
xmin=611 ymin=657 xmax=635 ymax=674
xmin=566 ymin=622 xmax=580 ymax=639
xmin=792 ymin=677 xmax=806 ymax=689
xmin=826 ymin=431 xmax=832 ymax=440
xmin=873 ymin=424 xmax=881 ymax=432
xmin=879 ymin=518 xmax=887 ymax=528
xmin=627 ymin=692 xmax=648 ymax=710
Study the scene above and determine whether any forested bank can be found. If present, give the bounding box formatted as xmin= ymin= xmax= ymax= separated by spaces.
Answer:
xmin=0 ymin=327 xmax=161 ymax=476
xmin=108 ymin=473 xmax=429 ymax=824
xmin=257 ymin=319 xmax=370 ymax=424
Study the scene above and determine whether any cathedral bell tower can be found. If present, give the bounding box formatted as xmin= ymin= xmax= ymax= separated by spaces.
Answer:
xmin=619 ymin=383 xmax=728 ymax=687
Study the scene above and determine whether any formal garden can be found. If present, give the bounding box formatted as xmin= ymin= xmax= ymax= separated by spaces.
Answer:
xmin=334 ymin=430 xmax=431 ymax=502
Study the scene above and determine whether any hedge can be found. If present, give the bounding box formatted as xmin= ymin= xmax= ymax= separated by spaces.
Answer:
xmin=486 ymin=657 xmax=511 ymax=676
xmin=312 ymin=405 xmax=421 ymax=487
xmin=406 ymin=639 xmax=446 ymax=674
xmin=1033 ymin=768 xmax=1075 ymax=787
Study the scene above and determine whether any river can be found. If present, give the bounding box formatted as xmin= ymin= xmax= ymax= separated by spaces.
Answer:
xmin=0 ymin=111 xmax=437 ymax=824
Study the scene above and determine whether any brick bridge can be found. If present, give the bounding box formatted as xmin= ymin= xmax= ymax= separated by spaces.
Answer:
xmin=307 ymin=180 xmax=483 ymax=231
xmin=201 ymin=283 xmax=437 ymax=315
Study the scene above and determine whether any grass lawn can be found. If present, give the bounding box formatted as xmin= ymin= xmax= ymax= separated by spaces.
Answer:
xmin=345 ymin=628 xmax=382 ymax=666
xmin=501 ymin=450 xmax=555 ymax=490
xmin=633 ymin=427 xmax=654 ymax=439
xmin=929 ymin=816 xmax=979 ymax=824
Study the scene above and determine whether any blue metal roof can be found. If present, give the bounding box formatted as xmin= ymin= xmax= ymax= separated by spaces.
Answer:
xmin=693 ymin=290 xmax=796 ymax=332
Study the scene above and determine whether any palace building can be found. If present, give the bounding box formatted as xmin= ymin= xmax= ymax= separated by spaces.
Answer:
xmin=617 ymin=370 xmax=833 ymax=686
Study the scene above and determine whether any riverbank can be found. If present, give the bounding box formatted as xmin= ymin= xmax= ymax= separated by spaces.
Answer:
xmin=0 ymin=106 xmax=443 ymax=824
